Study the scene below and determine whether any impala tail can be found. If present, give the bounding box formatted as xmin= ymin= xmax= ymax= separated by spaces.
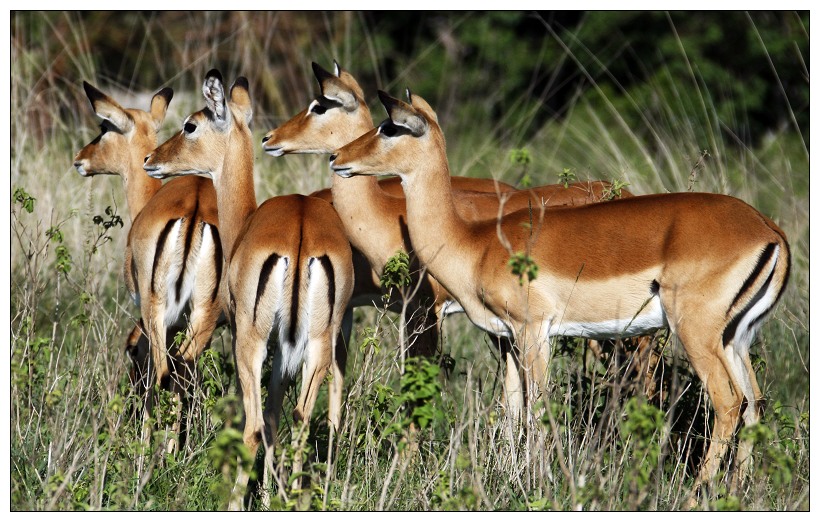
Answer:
xmin=723 ymin=230 xmax=791 ymax=352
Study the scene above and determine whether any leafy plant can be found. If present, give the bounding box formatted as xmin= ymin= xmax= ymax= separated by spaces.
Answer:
xmin=558 ymin=167 xmax=577 ymax=188
xmin=509 ymin=148 xmax=532 ymax=188
xmin=508 ymin=251 xmax=539 ymax=285
xmin=601 ymin=178 xmax=630 ymax=200
xmin=399 ymin=356 xmax=445 ymax=431
xmin=13 ymin=186 xmax=36 ymax=213
xmin=380 ymin=251 xmax=412 ymax=292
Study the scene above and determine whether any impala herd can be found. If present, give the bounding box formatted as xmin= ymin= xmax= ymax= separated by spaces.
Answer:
xmin=74 ymin=63 xmax=790 ymax=510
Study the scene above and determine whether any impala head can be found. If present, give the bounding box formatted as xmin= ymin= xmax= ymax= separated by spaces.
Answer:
xmin=73 ymin=81 xmax=173 ymax=177
xmin=262 ymin=60 xmax=371 ymax=156
xmin=329 ymin=88 xmax=445 ymax=180
xmin=143 ymin=69 xmax=252 ymax=180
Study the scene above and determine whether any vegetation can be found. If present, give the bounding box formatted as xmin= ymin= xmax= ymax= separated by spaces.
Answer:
xmin=10 ymin=11 xmax=809 ymax=511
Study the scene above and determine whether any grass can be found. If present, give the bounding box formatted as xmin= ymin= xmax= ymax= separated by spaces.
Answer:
xmin=9 ymin=11 xmax=809 ymax=511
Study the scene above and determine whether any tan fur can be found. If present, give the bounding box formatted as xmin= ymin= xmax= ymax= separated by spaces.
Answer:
xmin=144 ymin=71 xmax=354 ymax=510
xmin=330 ymin=90 xmax=791 ymax=503
xmin=73 ymin=82 xmax=223 ymax=402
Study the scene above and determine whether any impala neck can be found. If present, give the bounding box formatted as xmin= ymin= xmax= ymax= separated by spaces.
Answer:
xmin=329 ymin=110 xmax=409 ymax=270
xmin=215 ymin=129 xmax=257 ymax=261
xmin=125 ymin=150 xmax=162 ymax=222
xmin=331 ymin=171 xmax=405 ymax=268
xmin=400 ymin=146 xmax=468 ymax=276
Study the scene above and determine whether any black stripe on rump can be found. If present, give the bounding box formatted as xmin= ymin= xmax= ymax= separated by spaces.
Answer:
xmin=211 ymin=225 xmax=223 ymax=303
xmin=722 ymin=244 xmax=778 ymax=347
xmin=254 ymin=253 xmax=280 ymax=325
xmin=130 ymin=255 xmax=139 ymax=293
xmin=288 ymin=202 xmax=305 ymax=345
xmin=176 ymin=202 xmax=199 ymax=302
xmin=152 ymin=219 xmax=179 ymax=293
xmin=316 ymin=255 xmax=336 ymax=324
xmin=726 ymin=243 xmax=776 ymax=316
xmin=289 ymin=234 xmax=304 ymax=345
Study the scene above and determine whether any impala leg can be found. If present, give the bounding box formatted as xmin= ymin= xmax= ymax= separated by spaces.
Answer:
xmin=138 ymin=299 xmax=168 ymax=457
xmin=256 ymin=345 xmax=290 ymax=508
xmin=291 ymin=334 xmax=334 ymax=491
xmin=634 ymin=336 xmax=661 ymax=400
xmin=726 ymin=340 xmax=763 ymax=491
xmin=328 ymin=308 xmax=352 ymax=435
xmin=167 ymin=299 xmax=221 ymax=454
xmin=125 ymin=320 xmax=150 ymax=404
xmin=495 ymin=335 xmax=523 ymax=423
xmin=679 ymin=332 xmax=744 ymax=509
xmin=144 ymin=301 xmax=169 ymax=390
xmin=229 ymin=329 xmax=267 ymax=511
xmin=520 ymin=332 xmax=551 ymax=413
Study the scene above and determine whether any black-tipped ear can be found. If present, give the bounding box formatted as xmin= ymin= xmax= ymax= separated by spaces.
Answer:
xmin=379 ymin=90 xmax=427 ymax=137
xmin=230 ymin=77 xmax=253 ymax=125
xmin=377 ymin=90 xmax=398 ymax=111
xmin=232 ymin=76 xmax=249 ymax=91
xmin=205 ymin=69 xmax=223 ymax=84
xmin=155 ymin=87 xmax=174 ymax=105
xmin=83 ymin=80 xmax=134 ymax=132
xmin=150 ymin=87 xmax=174 ymax=129
xmin=312 ymin=61 xmax=335 ymax=85
xmin=83 ymin=81 xmax=105 ymax=105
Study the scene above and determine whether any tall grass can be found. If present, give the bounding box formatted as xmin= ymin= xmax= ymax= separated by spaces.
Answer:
xmin=10 ymin=11 xmax=809 ymax=510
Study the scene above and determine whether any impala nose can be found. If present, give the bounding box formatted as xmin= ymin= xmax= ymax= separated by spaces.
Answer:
xmin=144 ymin=155 xmax=151 ymax=164
xmin=262 ymin=134 xmax=270 ymax=144
xmin=329 ymin=154 xmax=338 ymax=162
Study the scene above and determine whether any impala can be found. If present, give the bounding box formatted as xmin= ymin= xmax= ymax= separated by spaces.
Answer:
xmin=264 ymin=61 xmax=645 ymax=410
xmin=73 ymin=82 xmax=223 ymax=420
xmin=330 ymin=89 xmax=791 ymax=504
xmin=144 ymin=70 xmax=354 ymax=510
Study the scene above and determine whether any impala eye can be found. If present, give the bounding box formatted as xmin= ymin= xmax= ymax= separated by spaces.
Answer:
xmin=184 ymin=121 xmax=197 ymax=134
xmin=308 ymin=99 xmax=329 ymax=115
xmin=380 ymin=122 xmax=398 ymax=137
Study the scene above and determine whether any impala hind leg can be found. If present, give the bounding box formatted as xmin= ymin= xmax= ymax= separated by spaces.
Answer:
xmin=492 ymin=335 xmax=523 ymax=424
xmin=290 ymin=333 xmax=335 ymax=491
xmin=166 ymin=299 xmax=222 ymax=453
xmin=725 ymin=339 xmax=764 ymax=491
xmin=678 ymin=329 xmax=745 ymax=509
xmin=328 ymin=308 xmax=352 ymax=434
xmin=519 ymin=332 xmax=552 ymax=416
xmin=229 ymin=331 xmax=268 ymax=511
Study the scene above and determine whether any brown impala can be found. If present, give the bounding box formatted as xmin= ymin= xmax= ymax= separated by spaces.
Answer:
xmin=329 ymin=89 xmax=790 ymax=506
xmin=73 ymin=82 xmax=223 ymax=455
xmin=144 ymin=70 xmax=353 ymax=510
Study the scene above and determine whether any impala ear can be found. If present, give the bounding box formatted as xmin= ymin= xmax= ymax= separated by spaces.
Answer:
xmin=406 ymin=88 xmax=439 ymax=125
xmin=83 ymin=81 xmax=134 ymax=133
xmin=313 ymin=61 xmax=358 ymax=112
xmin=378 ymin=90 xmax=428 ymax=137
xmin=149 ymin=87 xmax=173 ymax=131
xmin=203 ymin=69 xmax=229 ymax=127
xmin=230 ymin=76 xmax=253 ymax=125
